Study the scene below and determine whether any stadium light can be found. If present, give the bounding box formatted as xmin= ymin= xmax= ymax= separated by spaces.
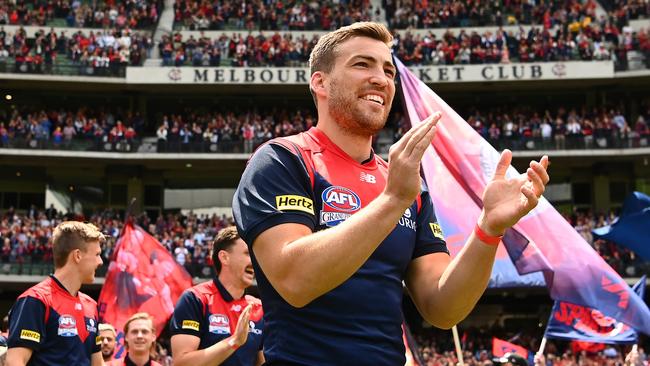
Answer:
xmin=5 ymin=94 xmax=11 ymax=100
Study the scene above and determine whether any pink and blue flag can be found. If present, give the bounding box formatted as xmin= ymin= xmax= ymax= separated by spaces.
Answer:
xmin=395 ymin=58 xmax=650 ymax=336
xmin=544 ymin=276 xmax=645 ymax=344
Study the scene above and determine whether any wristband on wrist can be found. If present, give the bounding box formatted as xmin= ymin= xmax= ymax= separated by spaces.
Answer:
xmin=227 ymin=337 xmax=240 ymax=350
xmin=474 ymin=224 xmax=503 ymax=246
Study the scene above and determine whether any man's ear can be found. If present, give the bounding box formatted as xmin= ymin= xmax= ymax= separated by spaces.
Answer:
xmin=310 ymin=71 xmax=327 ymax=99
xmin=218 ymin=250 xmax=229 ymax=267
xmin=70 ymin=249 xmax=82 ymax=264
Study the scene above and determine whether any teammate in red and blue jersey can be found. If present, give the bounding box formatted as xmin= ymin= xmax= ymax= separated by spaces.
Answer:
xmin=7 ymin=221 xmax=105 ymax=366
xmin=233 ymin=21 xmax=550 ymax=365
xmin=170 ymin=226 xmax=264 ymax=366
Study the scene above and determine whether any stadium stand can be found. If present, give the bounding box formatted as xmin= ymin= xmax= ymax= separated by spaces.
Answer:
xmin=0 ymin=0 xmax=161 ymax=29
xmin=172 ymin=0 xmax=376 ymax=31
xmin=1 ymin=101 xmax=648 ymax=152
xmin=0 ymin=206 xmax=645 ymax=279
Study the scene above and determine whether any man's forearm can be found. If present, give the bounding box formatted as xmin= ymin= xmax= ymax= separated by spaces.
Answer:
xmin=256 ymin=192 xmax=409 ymax=307
xmin=424 ymin=233 xmax=498 ymax=327
xmin=173 ymin=338 xmax=235 ymax=366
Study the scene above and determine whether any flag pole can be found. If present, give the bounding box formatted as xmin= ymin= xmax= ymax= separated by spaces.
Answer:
xmin=452 ymin=325 xmax=465 ymax=366
xmin=537 ymin=337 xmax=547 ymax=356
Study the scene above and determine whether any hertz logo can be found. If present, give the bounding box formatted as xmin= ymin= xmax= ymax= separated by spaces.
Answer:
xmin=275 ymin=195 xmax=314 ymax=215
xmin=20 ymin=329 xmax=41 ymax=342
xmin=430 ymin=223 xmax=445 ymax=240
xmin=182 ymin=320 xmax=200 ymax=331
xmin=96 ymin=336 xmax=102 ymax=345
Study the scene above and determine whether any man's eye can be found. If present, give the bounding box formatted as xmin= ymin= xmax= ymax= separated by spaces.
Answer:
xmin=355 ymin=62 xmax=368 ymax=67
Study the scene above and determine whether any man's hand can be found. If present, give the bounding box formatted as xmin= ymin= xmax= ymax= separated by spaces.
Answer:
xmin=479 ymin=150 xmax=550 ymax=236
xmin=624 ymin=346 xmax=642 ymax=366
xmin=231 ymin=304 xmax=252 ymax=347
xmin=534 ymin=353 xmax=546 ymax=366
xmin=385 ymin=112 xmax=441 ymax=205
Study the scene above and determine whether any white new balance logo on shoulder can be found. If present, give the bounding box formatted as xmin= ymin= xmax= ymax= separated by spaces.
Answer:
xmin=360 ymin=172 xmax=376 ymax=184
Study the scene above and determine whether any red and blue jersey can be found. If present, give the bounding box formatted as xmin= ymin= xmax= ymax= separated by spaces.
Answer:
xmin=233 ymin=127 xmax=448 ymax=365
xmin=170 ymin=278 xmax=263 ymax=366
xmin=8 ymin=275 xmax=101 ymax=366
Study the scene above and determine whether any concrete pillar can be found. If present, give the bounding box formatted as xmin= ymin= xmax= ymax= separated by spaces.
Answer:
xmin=593 ymin=175 xmax=610 ymax=212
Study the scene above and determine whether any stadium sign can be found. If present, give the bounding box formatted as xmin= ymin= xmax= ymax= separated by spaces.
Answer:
xmin=127 ymin=61 xmax=613 ymax=84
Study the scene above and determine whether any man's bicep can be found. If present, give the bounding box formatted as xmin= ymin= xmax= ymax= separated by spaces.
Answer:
xmin=252 ymin=223 xmax=313 ymax=286
xmin=405 ymin=252 xmax=451 ymax=316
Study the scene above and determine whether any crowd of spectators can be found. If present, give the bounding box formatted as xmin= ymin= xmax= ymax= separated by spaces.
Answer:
xmin=0 ymin=0 xmax=160 ymax=29
xmin=172 ymin=0 xmax=377 ymax=31
xmin=413 ymin=324 xmax=646 ymax=365
xmin=0 ymin=3 xmax=647 ymax=73
xmin=2 ymin=102 xmax=649 ymax=153
xmin=0 ymin=201 xmax=645 ymax=279
xmin=385 ymin=0 xmax=600 ymax=29
xmin=158 ymin=31 xmax=318 ymax=67
xmin=0 ymin=106 xmax=144 ymax=151
xmin=154 ymin=108 xmax=316 ymax=152
xmin=600 ymin=0 xmax=649 ymax=28
xmin=160 ymin=23 xmax=649 ymax=69
xmin=393 ymin=24 xmax=649 ymax=68
xmin=0 ymin=206 xmax=234 ymax=278
xmin=0 ymin=26 xmax=153 ymax=75
xmin=392 ymin=103 xmax=650 ymax=151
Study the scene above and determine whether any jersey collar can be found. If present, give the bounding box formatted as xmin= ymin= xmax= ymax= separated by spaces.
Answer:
xmin=49 ymin=274 xmax=77 ymax=298
xmin=213 ymin=277 xmax=235 ymax=302
xmin=124 ymin=354 xmax=153 ymax=366
xmin=307 ymin=127 xmax=377 ymax=169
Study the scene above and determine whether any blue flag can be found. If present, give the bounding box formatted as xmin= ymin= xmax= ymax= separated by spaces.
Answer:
xmin=593 ymin=192 xmax=650 ymax=261
xmin=544 ymin=276 xmax=646 ymax=344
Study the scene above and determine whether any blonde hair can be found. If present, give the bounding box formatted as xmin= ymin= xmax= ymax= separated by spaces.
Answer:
xmin=98 ymin=323 xmax=116 ymax=336
xmin=52 ymin=221 xmax=105 ymax=268
xmin=123 ymin=312 xmax=156 ymax=356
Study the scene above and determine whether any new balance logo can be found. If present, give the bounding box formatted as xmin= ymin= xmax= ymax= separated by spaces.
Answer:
xmin=360 ymin=172 xmax=376 ymax=184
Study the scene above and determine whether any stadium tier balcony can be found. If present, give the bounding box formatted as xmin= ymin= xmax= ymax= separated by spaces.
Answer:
xmin=0 ymin=0 xmax=161 ymax=30
xmin=386 ymin=0 xmax=599 ymax=29
xmin=0 ymin=26 xmax=153 ymax=76
xmin=172 ymin=0 xmax=375 ymax=31
xmin=1 ymin=104 xmax=649 ymax=153
xmin=160 ymin=23 xmax=649 ymax=70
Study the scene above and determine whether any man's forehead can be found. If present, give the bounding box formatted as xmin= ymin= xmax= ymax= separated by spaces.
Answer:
xmin=337 ymin=37 xmax=393 ymax=63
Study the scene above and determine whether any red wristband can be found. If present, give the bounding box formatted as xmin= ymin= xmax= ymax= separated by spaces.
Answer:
xmin=227 ymin=337 xmax=240 ymax=350
xmin=474 ymin=224 xmax=503 ymax=246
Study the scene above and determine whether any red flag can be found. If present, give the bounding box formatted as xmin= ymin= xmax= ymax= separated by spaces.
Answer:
xmin=492 ymin=337 xmax=530 ymax=359
xmin=570 ymin=340 xmax=606 ymax=354
xmin=98 ymin=222 xmax=192 ymax=359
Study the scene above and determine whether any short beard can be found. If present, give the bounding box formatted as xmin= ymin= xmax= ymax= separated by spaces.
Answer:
xmin=328 ymin=78 xmax=389 ymax=137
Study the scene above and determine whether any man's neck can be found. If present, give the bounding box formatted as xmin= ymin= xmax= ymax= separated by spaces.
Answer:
xmin=52 ymin=267 xmax=82 ymax=296
xmin=127 ymin=352 xmax=150 ymax=366
xmin=218 ymin=272 xmax=245 ymax=300
xmin=316 ymin=117 xmax=373 ymax=163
